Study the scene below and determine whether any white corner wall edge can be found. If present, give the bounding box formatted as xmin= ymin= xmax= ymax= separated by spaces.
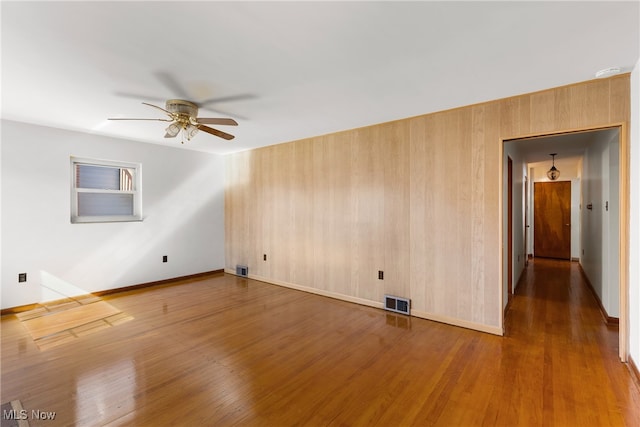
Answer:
xmin=628 ymin=57 xmax=640 ymax=365
xmin=224 ymin=269 xmax=503 ymax=336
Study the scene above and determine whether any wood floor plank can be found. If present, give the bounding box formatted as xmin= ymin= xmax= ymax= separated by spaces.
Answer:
xmin=1 ymin=261 xmax=638 ymax=426
xmin=20 ymin=301 xmax=121 ymax=339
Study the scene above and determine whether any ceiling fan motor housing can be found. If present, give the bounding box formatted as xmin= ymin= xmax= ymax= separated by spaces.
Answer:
xmin=165 ymin=99 xmax=198 ymax=117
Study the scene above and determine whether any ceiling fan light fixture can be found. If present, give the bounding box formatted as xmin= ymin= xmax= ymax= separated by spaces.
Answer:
xmin=185 ymin=124 xmax=199 ymax=140
xmin=165 ymin=122 xmax=181 ymax=137
xmin=547 ymin=153 xmax=561 ymax=181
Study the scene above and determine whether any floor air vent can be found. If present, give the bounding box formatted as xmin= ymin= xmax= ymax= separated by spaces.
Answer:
xmin=384 ymin=294 xmax=411 ymax=315
xmin=236 ymin=265 xmax=248 ymax=277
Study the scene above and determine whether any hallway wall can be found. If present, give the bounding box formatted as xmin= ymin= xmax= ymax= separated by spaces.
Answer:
xmin=502 ymin=146 xmax=527 ymax=307
xmin=225 ymin=75 xmax=630 ymax=334
xmin=581 ymin=130 xmax=620 ymax=318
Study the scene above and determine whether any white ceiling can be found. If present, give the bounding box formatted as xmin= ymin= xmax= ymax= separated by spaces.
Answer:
xmin=2 ymin=1 xmax=639 ymax=155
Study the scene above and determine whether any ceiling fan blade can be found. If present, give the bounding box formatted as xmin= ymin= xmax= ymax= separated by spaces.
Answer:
xmin=197 ymin=125 xmax=235 ymax=141
xmin=114 ymin=92 xmax=166 ymax=103
xmin=198 ymin=105 xmax=249 ymax=121
xmin=108 ymin=117 xmax=173 ymax=122
xmin=196 ymin=118 xmax=238 ymax=126
xmin=154 ymin=71 xmax=190 ymax=99
xmin=198 ymin=94 xmax=256 ymax=106
xmin=142 ymin=102 xmax=173 ymax=116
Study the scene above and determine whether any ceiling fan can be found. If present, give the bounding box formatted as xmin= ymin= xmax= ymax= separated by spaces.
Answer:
xmin=109 ymin=99 xmax=238 ymax=143
xmin=115 ymin=71 xmax=255 ymax=119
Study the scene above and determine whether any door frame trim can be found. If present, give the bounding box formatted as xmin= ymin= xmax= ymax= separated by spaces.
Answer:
xmin=500 ymin=122 xmax=629 ymax=362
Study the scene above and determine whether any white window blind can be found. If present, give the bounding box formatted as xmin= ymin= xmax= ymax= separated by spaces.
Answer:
xmin=71 ymin=157 xmax=142 ymax=223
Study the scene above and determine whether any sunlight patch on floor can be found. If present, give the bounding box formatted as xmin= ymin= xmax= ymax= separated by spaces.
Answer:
xmin=17 ymin=296 xmax=133 ymax=351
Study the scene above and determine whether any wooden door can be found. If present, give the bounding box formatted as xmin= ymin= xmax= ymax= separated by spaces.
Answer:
xmin=534 ymin=181 xmax=571 ymax=259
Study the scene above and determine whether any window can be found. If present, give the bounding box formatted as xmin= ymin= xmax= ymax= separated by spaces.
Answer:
xmin=71 ymin=157 xmax=142 ymax=223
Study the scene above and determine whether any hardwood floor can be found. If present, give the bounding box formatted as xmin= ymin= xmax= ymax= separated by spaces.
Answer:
xmin=1 ymin=260 xmax=639 ymax=426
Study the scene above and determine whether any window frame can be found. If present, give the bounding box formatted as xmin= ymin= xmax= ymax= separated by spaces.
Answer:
xmin=70 ymin=156 xmax=143 ymax=223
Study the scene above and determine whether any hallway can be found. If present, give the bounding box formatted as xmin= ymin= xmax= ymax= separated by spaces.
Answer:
xmin=501 ymin=258 xmax=639 ymax=425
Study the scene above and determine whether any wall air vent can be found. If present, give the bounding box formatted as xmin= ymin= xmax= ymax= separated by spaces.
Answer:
xmin=384 ymin=294 xmax=411 ymax=315
xmin=236 ymin=265 xmax=248 ymax=277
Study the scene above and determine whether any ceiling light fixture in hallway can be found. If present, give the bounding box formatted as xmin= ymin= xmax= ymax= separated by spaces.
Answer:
xmin=547 ymin=153 xmax=560 ymax=180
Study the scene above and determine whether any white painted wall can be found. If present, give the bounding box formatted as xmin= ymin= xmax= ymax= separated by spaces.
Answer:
xmin=502 ymin=144 xmax=526 ymax=307
xmin=571 ymin=178 xmax=581 ymax=260
xmin=1 ymin=120 xmax=225 ymax=309
xmin=629 ymin=58 xmax=640 ymax=365
xmin=580 ymin=129 xmax=620 ymax=318
xmin=608 ymin=136 xmax=620 ymax=319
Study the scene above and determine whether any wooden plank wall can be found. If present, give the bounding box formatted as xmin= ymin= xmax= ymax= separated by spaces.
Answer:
xmin=225 ymin=75 xmax=630 ymax=334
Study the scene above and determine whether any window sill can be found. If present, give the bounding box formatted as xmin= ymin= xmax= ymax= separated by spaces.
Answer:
xmin=71 ymin=216 xmax=144 ymax=224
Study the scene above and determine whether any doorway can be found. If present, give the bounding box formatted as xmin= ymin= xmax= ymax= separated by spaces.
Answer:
xmin=503 ymin=125 xmax=627 ymax=361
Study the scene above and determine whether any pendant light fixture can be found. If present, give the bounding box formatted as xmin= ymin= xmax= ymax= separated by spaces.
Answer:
xmin=547 ymin=153 xmax=560 ymax=181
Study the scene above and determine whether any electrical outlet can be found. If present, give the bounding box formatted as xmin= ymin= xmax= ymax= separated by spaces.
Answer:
xmin=18 ymin=273 xmax=27 ymax=283
xmin=163 ymin=255 xmax=168 ymax=263
xmin=263 ymin=254 xmax=267 ymax=261
xmin=378 ymin=271 xmax=384 ymax=280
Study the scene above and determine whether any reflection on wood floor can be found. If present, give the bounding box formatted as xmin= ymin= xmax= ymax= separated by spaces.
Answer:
xmin=1 ymin=261 xmax=639 ymax=426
